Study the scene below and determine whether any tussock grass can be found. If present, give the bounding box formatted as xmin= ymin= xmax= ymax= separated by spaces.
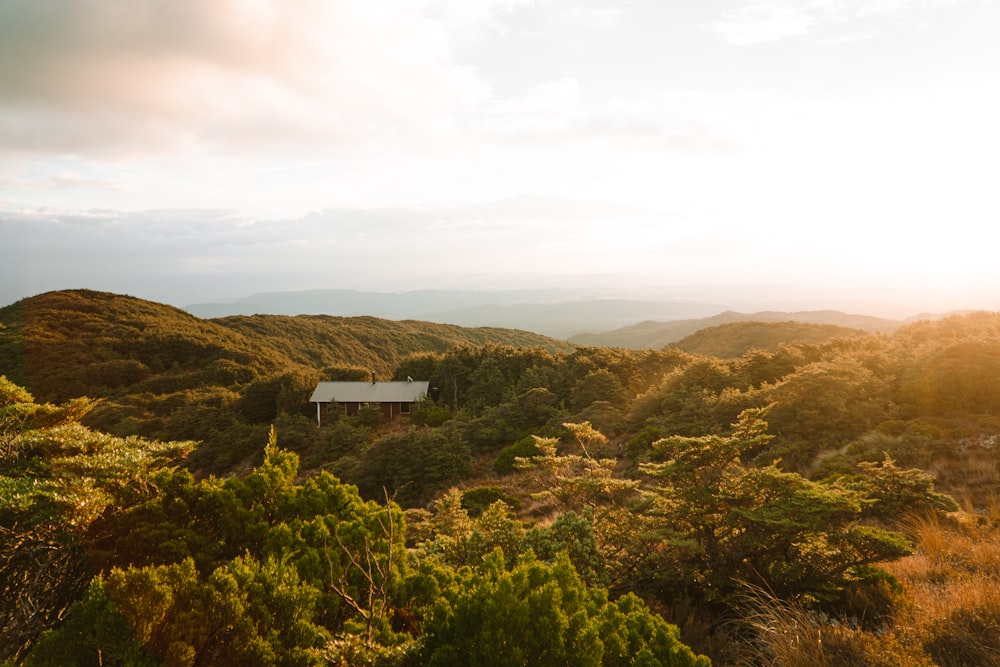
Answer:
xmin=728 ymin=583 xmax=931 ymax=667
xmin=885 ymin=503 xmax=1000 ymax=666
xmin=723 ymin=506 xmax=1000 ymax=666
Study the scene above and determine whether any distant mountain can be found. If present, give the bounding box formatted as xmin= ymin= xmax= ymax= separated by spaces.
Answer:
xmin=569 ymin=310 xmax=901 ymax=349
xmin=184 ymin=289 xmax=727 ymax=338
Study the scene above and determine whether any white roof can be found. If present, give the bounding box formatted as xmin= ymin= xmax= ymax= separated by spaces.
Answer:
xmin=310 ymin=380 xmax=429 ymax=404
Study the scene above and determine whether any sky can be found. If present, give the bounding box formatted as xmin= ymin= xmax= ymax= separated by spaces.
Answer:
xmin=1 ymin=0 xmax=998 ymax=317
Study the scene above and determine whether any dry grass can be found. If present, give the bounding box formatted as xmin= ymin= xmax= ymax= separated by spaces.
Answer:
xmin=891 ymin=506 xmax=1000 ymax=582
xmin=721 ymin=505 xmax=1000 ymax=666
xmin=884 ymin=503 xmax=1000 ymax=667
xmin=728 ymin=584 xmax=830 ymax=667
xmin=727 ymin=583 xmax=932 ymax=667
xmin=930 ymin=448 xmax=1000 ymax=504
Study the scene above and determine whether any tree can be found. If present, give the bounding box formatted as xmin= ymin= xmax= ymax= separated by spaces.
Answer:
xmin=27 ymin=555 xmax=330 ymax=667
xmin=571 ymin=369 xmax=628 ymax=412
xmin=514 ymin=423 xmax=662 ymax=592
xmin=640 ymin=409 xmax=946 ymax=612
xmin=416 ymin=550 xmax=709 ymax=667
xmin=353 ymin=427 xmax=471 ymax=506
xmin=0 ymin=377 xmax=193 ymax=663
xmin=30 ymin=430 xmax=419 ymax=666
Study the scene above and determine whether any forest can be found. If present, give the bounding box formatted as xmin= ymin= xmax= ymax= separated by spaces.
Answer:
xmin=4 ymin=289 xmax=1000 ymax=665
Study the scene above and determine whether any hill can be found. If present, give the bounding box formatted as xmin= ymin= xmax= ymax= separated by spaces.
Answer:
xmin=569 ymin=310 xmax=900 ymax=349
xmin=7 ymin=292 xmax=1000 ymax=665
xmin=0 ymin=290 xmax=573 ymax=401
xmin=0 ymin=290 xmax=574 ymax=471
xmin=671 ymin=320 xmax=872 ymax=358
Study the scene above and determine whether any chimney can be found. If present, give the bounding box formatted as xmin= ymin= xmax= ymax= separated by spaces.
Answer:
xmin=371 ymin=370 xmax=376 ymax=384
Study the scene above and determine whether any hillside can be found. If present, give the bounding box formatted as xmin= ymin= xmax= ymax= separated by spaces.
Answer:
xmin=569 ymin=309 xmax=900 ymax=348
xmin=7 ymin=293 xmax=1000 ymax=664
xmin=671 ymin=320 xmax=872 ymax=358
xmin=0 ymin=290 xmax=574 ymax=471
xmin=215 ymin=313 xmax=573 ymax=370
xmin=0 ymin=290 xmax=572 ymax=400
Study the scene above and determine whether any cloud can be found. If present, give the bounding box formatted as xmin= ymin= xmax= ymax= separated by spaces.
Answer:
xmin=709 ymin=2 xmax=817 ymax=44
xmin=565 ymin=7 xmax=622 ymax=29
xmin=0 ymin=0 xmax=742 ymax=163
xmin=0 ymin=196 xmax=667 ymax=305
xmin=707 ymin=0 xmax=966 ymax=44
xmin=480 ymin=79 xmax=736 ymax=152
xmin=0 ymin=0 xmax=514 ymax=158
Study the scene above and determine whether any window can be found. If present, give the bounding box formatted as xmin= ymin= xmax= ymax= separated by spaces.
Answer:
xmin=400 ymin=402 xmax=411 ymax=415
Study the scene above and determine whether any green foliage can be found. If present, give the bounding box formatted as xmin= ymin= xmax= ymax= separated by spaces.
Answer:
xmin=417 ymin=491 xmax=605 ymax=586
xmin=355 ymin=404 xmax=386 ymax=427
xmin=674 ymin=321 xmax=870 ymax=359
xmin=628 ymin=357 xmax=760 ymax=437
xmin=639 ymin=409 xmax=941 ymax=612
xmin=237 ymin=370 xmax=320 ymax=423
xmin=416 ymin=550 xmax=709 ymax=667
xmin=110 ymin=555 xmax=328 ymax=667
xmin=55 ymin=437 xmax=417 ymax=665
xmin=14 ymin=295 xmax=1000 ymax=664
xmin=0 ymin=379 xmax=194 ymax=664
xmin=512 ymin=427 xmax=659 ymax=591
xmin=573 ymin=400 xmax=628 ymax=437
xmin=571 ymin=369 xmax=628 ymax=411
xmin=460 ymin=486 xmax=520 ymax=516
xmin=518 ymin=428 xmax=639 ymax=513
xmin=33 ymin=555 xmax=330 ymax=667
xmin=522 ymin=510 xmax=606 ymax=586
xmin=763 ymin=358 xmax=894 ymax=471
xmin=24 ymin=579 xmax=156 ymax=667
xmin=492 ymin=436 xmax=543 ymax=475
xmin=462 ymin=387 xmax=567 ymax=451
xmin=417 ymin=492 xmax=523 ymax=570
xmin=352 ymin=427 xmax=471 ymax=506
xmin=411 ymin=402 xmax=451 ymax=427
xmin=850 ymin=453 xmax=959 ymax=518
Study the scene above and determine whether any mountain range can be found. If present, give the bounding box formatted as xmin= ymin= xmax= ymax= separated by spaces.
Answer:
xmin=184 ymin=288 xmax=914 ymax=341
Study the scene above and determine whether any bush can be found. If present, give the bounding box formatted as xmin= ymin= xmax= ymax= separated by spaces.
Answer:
xmin=461 ymin=487 xmax=520 ymax=517
xmin=412 ymin=403 xmax=452 ymax=427
xmin=355 ymin=404 xmax=385 ymax=427
xmin=417 ymin=550 xmax=709 ymax=667
xmin=492 ymin=436 xmax=543 ymax=476
xmin=353 ymin=427 xmax=471 ymax=506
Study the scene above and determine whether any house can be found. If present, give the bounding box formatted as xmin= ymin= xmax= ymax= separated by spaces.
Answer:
xmin=310 ymin=376 xmax=430 ymax=426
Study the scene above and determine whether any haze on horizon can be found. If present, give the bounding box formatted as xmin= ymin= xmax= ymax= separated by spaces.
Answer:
xmin=1 ymin=0 xmax=998 ymax=320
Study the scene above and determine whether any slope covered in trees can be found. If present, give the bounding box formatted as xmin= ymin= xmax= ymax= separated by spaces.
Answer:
xmin=0 ymin=290 xmax=573 ymax=473
xmin=5 ymin=291 xmax=1000 ymax=664
xmin=569 ymin=310 xmax=898 ymax=349
xmin=0 ymin=290 xmax=573 ymax=402
xmin=2 ymin=381 xmax=708 ymax=666
xmin=670 ymin=320 xmax=869 ymax=358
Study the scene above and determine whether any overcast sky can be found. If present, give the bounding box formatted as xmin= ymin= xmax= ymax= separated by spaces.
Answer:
xmin=1 ymin=0 xmax=998 ymax=316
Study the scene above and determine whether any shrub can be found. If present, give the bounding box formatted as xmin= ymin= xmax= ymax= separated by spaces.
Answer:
xmin=417 ymin=550 xmax=709 ymax=667
xmin=412 ymin=403 xmax=452 ymax=427
xmin=461 ymin=486 xmax=520 ymax=517
xmin=492 ymin=436 xmax=543 ymax=476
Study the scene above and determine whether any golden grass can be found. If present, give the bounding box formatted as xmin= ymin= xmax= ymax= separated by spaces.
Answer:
xmin=720 ymin=505 xmax=1000 ymax=666
xmin=727 ymin=583 xmax=932 ymax=667
xmin=885 ymin=504 xmax=1000 ymax=667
